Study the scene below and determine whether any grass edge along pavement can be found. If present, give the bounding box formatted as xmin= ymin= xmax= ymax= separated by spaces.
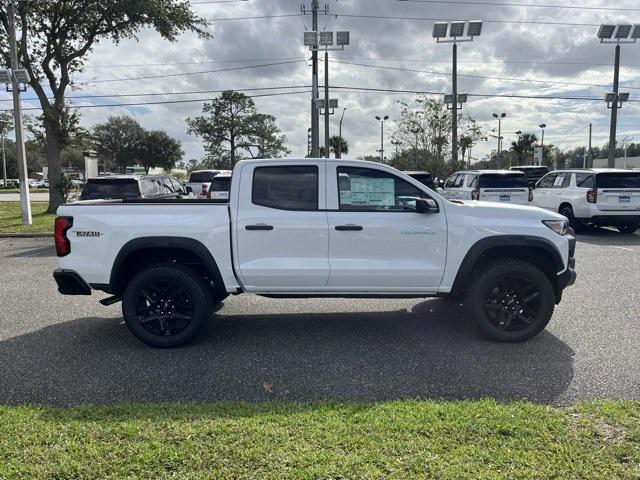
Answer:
xmin=0 ymin=400 xmax=638 ymax=479
xmin=0 ymin=202 xmax=54 ymax=234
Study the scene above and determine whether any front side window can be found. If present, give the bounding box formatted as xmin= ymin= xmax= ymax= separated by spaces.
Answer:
xmin=537 ymin=173 xmax=557 ymax=189
xmin=445 ymin=174 xmax=459 ymax=189
xmin=252 ymin=166 xmax=318 ymax=210
xmin=337 ymin=166 xmax=426 ymax=212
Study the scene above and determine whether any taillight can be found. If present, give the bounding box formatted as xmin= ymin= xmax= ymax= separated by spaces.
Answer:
xmin=586 ymin=188 xmax=597 ymax=204
xmin=54 ymin=216 xmax=73 ymax=257
xmin=528 ymin=187 xmax=533 ymax=202
xmin=201 ymin=184 xmax=208 ymax=197
xmin=471 ymin=189 xmax=480 ymax=201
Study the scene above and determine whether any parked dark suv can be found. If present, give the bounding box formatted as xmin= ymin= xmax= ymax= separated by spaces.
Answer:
xmin=80 ymin=174 xmax=188 ymax=201
xmin=510 ymin=166 xmax=550 ymax=188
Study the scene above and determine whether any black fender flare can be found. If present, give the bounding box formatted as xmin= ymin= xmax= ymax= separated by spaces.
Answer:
xmin=449 ymin=235 xmax=564 ymax=297
xmin=109 ymin=236 xmax=226 ymax=296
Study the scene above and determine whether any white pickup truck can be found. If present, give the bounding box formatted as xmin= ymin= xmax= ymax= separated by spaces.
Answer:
xmin=53 ymin=158 xmax=576 ymax=347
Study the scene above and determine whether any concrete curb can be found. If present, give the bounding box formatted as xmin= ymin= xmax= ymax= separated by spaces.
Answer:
xmin=0 ymin=233 xmax=53 ymax=238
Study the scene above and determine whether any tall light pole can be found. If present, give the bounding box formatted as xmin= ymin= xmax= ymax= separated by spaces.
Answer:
xmin=376 ymin=115 xmax=389 ymax=162
xmin=493 ymin=112 xmax=506 ymax=168
xmin=433 ymin=20 xmax=482 ymax=169
xmin=539 ymin=123 xmax=546 ymax=148
xmin=337 ymin=107 xmax=347 ymax=159
xmin=0 ymin=120 xmax=8 ymax=187
xmin=597 ymin=24 xmax=638 ymax=168
xmin=5 ymin=0 xmax=31 ymax=224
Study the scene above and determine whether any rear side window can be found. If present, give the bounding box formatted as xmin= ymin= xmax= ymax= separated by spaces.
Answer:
xmin=252 ymin=166 xmax=318 ymax=210
xmin=189 ymin=172 xmax=218 ymax=183
xmin=575 ymin=173 xmax=594 ymax=188
xmin=211 ymin=177 xmax=231 ymax=191
xmin=478 ymin=174 xmax=528 ymax=188
xmin=80 ymin=179 xmax=140 ymax=200
xmin=596 ymin=172 xmax=640 ymax=189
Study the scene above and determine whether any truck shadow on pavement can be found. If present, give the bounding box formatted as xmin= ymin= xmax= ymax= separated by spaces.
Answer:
xmin=575 ymin=227 xmax=640 ymax=246
xmin=0 ymin=298 xmax=575 ymax=407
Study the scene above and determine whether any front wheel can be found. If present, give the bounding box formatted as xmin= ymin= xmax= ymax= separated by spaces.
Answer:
xmin=122 ymin=264 xmax=213 ymax=348
xmin=617 ymin=223 xmax=639 ymax=234
xmin=559 ymin=205 xmax=583 ymax=232
xmin=466 ymin=259 xmax=555 ymax=342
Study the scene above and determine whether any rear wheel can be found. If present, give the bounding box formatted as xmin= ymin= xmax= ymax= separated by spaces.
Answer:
xmin=122 ymin=264 xmax=213 ymax=348
xmin=466 ymin=259 xmax=555 ymax=342
xmin=617 ymin=223 xmax=639 ymax=234
xmin=559 ymin=205 xmax=583 ymax=232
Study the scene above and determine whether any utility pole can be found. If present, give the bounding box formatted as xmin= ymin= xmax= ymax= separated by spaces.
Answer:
xmin=451 ymin=42 xmax=458 ymax=167
xmin=337 ymin=108 xmax=346 ymax=159
xmin=310 ymin=1 xmax=320 ymax=158
xmin=324 ymin=49 xmax=330 ymax=158
xmin=7 ymin=0 xmax=32 ymax=224
xmin=608 ymin=44 xmax=620 ymax=168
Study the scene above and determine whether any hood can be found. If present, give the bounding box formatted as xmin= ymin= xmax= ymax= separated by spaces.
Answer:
xmin=449 ymin=199 xmax=566 ymax=221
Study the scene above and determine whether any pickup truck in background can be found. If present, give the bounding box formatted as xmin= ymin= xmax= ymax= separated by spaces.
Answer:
xmin=53 ymin=158 xmax=576 ymax=348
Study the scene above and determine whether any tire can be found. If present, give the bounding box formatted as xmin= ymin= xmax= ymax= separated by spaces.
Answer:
xmin=617 ymin=223 xmax=639 ymax=234
xmin=122 ymin=263 xmax=213 ymax=348
xmin=466 ymin=258 xmax=555 ymax=342
xmin=559 ymin=205 xmax=583 ymax=232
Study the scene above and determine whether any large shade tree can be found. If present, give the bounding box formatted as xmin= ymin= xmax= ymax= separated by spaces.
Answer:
xmin=186 ymin=90 xmax=289 ymax=169
xmin=0 ymin=1 xmax=209 ymax=212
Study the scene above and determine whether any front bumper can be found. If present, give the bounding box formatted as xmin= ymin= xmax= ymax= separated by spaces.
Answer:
xmin=558 ymin=231 xmax=577 ymax=292
xmin=53 ymin=269 xmax=91 ymax=295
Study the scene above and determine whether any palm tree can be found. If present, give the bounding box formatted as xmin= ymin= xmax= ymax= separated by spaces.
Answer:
xmin=511 ymin=132 xmax=537 ymax=165
xmin=329 ymin=135 xmax=349 ymax=158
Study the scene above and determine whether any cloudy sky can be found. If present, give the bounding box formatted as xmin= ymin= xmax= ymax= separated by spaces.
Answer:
xmin=7 ymin=0 xmax=640 ymax=162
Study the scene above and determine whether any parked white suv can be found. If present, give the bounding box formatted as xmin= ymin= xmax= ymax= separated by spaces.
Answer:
xmin=532 ymin=168 xmax=640 ymax=234
xmin=186 ymin=169 xmax=231 ymax=198
xmin=206 ymin=172 xmax=231 ymax=201
xmin=442 ymin=170 xmax=532 ymax=205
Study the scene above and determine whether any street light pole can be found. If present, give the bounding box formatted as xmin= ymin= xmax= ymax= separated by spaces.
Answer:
xmin=1 ymin=121 xmax=7 ymax=187
xmin=337 ymin=107 xmax=346 ymax=159
xmin=493 ymin=113 xmax=506 ymax=168
xmin=608 ymin=43 xmax=621 ymax=168
xmin=539 ymin=123 xmax=546 ymax=148
xmin=310 ymin=1 xmax=319 ymax=157
xmin=376 ymin=115 xmax=389 ymax=162
xmin=324 ymin=49 xmax=330 ymax=158
xmin=451 ymin=42 xmax=458 ymax=167
xmin=7 ymin=0 xmax=31 ymax=224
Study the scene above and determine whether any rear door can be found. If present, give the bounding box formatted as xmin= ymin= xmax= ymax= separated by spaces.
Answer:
xmin=325 ymin=165 xmax=447 ymax=291
xmin=595 ymin=172 xmax=640 ymax=211
xmin=234 ymin=162 xmax=330 ymax=290
xmin=478 ymin=173 xmax=530 ymax=205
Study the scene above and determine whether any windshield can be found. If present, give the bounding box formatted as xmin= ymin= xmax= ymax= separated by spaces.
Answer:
xmin=409 ymin=174 xmax=435 ymax=188
xmin=515 ymin=167 xmax=548 ymax=177
xmin=80 ymin=179 xmax=140 ymax=200
xmin=596 ymin=172 xmax=640 ymax=189
xmin=478 ymin=174 xmax=528 ymax=188
xmin=189 ymin=172 xmax=218 ymax=183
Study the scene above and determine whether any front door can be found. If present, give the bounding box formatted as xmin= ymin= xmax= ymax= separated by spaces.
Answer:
xmin=326 ymin=165 xmax=447 ymax=292
xmin=235 ymin=162 xmax=330 ymax=291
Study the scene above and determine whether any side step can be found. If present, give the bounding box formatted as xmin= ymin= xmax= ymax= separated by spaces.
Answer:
xmin=99 ymin=296 xmax=122 ymax=306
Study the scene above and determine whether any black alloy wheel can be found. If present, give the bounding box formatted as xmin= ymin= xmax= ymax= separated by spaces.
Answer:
xmin=483 ymin=275 xmax=541 ymax=332
xmin=135 ymin=279 xmax=194 ymax=337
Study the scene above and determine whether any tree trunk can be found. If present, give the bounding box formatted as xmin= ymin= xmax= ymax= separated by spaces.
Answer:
xmin=44 ymin=120 xmax=64 ymax=213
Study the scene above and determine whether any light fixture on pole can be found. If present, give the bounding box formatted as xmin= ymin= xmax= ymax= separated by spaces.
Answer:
xmin=597 ymin=23 xmax=639 ymax=167
xmin=433 ymin=20 xmax=482 ymax=168
xmin=539 ymin=123 xmax=547 ymax=148
xmin=492 ymin=112 xmax=506 ymax=168
xmin=337 ymin=107 xmax=347 ymax=159
xmin=375 ymin=115 xmax=389 ymax=162
xmin=303 ymin=26 xmax=350 ymax=158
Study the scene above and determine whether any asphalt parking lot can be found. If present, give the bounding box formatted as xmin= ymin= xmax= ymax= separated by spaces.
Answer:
xmin=1 ymin=230 xmax=639 ymax=407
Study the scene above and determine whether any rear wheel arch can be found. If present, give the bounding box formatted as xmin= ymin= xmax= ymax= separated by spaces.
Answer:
xmin=110 ymin=237 xmax=226 ymax=298
xmin=450 ymin=236 xmax=563 ymax=301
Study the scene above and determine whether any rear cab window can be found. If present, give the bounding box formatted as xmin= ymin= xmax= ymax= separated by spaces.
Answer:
xmin=596 ymin=172 xmax=640 ymax=189
xmin=211 ymin=177 xmax=231 ymax=191
xmin=252 ymin=166 xmax=318 ymax=210
xmin=80 ymin=178 xmax=140 ymax=200
xmin=478 ymin=173 xmax=528 ymax=189
xmin=189 ymin=172 xmax=218 ymax=183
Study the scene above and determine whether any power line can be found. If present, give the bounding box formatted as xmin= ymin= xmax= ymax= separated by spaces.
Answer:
xmin=331 ymin=59 xmax=640 ymax=91
xmin=76 ymin=59 xmax=307 ymax=85
xmin=205 ymin=13 xmax=303 ymax=22
xmin=1 ymin=90 xmax=311 ymax=112
xmin=398 ymin=0 xmax=640 ymax=12
xmin=83 ymin=56 xmax=305 ymax=69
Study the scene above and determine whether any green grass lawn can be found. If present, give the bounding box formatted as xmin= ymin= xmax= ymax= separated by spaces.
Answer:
xmin=0 ymin=188 xmax=50 ymax=193
xmin=0 ymin=400 xmax=638 ymax=479
xmin=0 ymin=202 xmax=54 ymax=233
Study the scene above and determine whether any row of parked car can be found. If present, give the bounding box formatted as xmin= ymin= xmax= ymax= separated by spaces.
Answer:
xmin=433 ymin=166 xmax=640 ymax=234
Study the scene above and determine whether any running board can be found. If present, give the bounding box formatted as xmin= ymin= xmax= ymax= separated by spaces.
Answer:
xmin=99 ymin=295 xmax=122 ymax=306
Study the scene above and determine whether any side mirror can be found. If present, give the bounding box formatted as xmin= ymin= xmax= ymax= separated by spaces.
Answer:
xmin=437 ymin=180 xmax=445 ymax=189
xmin=416 ymin=198 xmax=439 ymax=214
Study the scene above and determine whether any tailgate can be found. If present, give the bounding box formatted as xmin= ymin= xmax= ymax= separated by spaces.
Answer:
xmin=480 ymin=188 xmax=529 ymax=205
xmin=595 ymin=172 xmax=640 ymax=211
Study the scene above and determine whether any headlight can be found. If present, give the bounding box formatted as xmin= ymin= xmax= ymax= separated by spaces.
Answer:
xmin=542 ymin=220 xmax=569 ymax=236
